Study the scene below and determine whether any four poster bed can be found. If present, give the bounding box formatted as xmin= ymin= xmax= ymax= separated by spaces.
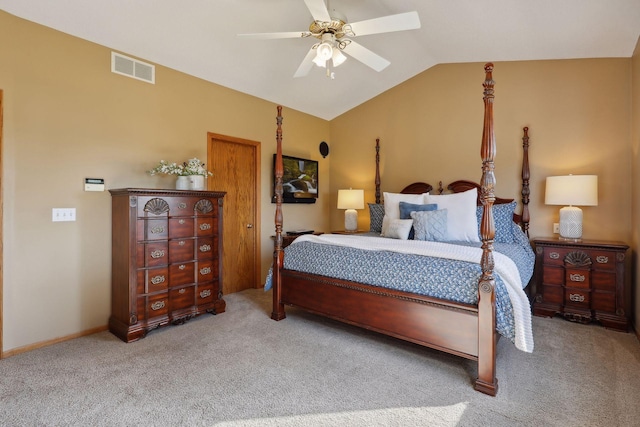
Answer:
xmin=269 ymin=63 xmax=534 ymax=396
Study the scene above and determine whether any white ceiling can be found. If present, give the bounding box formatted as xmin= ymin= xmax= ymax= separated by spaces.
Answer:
xmin=2 ymin=0 xmax=639 ymax=120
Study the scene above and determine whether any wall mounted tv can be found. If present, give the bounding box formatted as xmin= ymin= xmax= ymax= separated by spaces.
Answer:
xmin=272 ymin=154 xmax=318 ymax=204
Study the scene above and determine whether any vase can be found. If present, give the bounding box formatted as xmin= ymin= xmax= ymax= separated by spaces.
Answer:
xmin=176 ymin=176 xmax=190 ymax=190
xmin=188 ymin=175 xmax=205 ymax=190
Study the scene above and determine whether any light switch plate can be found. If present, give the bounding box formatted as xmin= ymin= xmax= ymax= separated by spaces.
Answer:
xmin=52 ymin=208 xmax=76 ymax=222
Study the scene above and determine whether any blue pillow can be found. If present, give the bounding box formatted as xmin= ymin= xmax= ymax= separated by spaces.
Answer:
xmin=411 ymin=209 xmax=448 ymax=241
xmin=368 ymin=203 xmax=385 ymax=233
xmin=399 ymin=202 xmax=437 ymax=239
xmin=476 ymin=201 xmax=517 ymax=243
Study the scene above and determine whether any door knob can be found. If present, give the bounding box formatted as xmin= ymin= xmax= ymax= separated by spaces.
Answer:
xmin=247 ymin=224 xmax=253 ymax=228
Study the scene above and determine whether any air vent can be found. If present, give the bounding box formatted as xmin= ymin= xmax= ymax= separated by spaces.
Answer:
xmin=111 ymin=52 xmax=155 ymax=84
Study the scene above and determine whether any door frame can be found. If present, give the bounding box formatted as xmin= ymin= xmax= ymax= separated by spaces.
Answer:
xmin=207 ymin=133 xmax=262 ymax=290
xmin=1 ymin=90 xmax=4 ymax=357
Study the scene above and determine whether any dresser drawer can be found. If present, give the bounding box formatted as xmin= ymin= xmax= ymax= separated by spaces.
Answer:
xmin=197 ymin=283 xmax=216 ymax=306
xmin=137 ymin=241 xmax=169 ymax=267
xmin=196 ymin=259 xmax=217 ymax=282
xmin=564 ymin=288 xmax=590 ymax=309
xmin=565 ymin=269 xmax=590 ymax=289
xmin=137 ymin=219 xmax=168 ymax=241
xmin=170 ymin=285 xmax=195 ymax=310
xmin=137 ymin=293 xmax=169 ymax=321
xmin=169 ymin=238 xmax=195 ymax=263
xmin=169 ymin=217 xmax=195 ymax=238
xmin=170 ymin=262 xmax=195 ymax=286
xmin=137 ymin=267 xmax=169 ymax=294
xmin=196 ymin=217 xmax=217 ymax=236
xmin=196 ymin=237 xmax=215 ymax=260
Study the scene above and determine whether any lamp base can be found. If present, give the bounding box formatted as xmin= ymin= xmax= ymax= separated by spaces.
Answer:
xmin=559 ymin=206 xmax=583 ymax=240
xmin=344 ymin=209 xmax=358 ymax=232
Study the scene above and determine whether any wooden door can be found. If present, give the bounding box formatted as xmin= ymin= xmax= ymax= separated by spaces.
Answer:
xmin=0 ymin=90 xmax=3 ymax=357
xmin=208 ymin=133 xmax=260 ymax=295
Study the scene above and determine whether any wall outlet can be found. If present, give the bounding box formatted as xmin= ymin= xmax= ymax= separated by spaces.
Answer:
xmin=553 ymin=223 xmax=559 ymax=234
xmin=52 ymin=208 xmax=76 ymax=222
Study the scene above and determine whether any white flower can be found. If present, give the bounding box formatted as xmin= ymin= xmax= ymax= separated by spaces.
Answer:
xmin=147 ymin=158 xmax=213 ymax=177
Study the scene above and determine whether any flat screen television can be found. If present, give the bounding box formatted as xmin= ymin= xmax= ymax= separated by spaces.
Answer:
xmin=272 ymin=154 xmax=318 ymax=203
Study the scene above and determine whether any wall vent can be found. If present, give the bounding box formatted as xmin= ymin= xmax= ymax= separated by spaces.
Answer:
xmin=111 ymin=52 xmax=155 ymax=84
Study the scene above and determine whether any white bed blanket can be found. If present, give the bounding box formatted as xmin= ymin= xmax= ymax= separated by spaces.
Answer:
xmin=292 ymin=234 xmax=534 ymax=353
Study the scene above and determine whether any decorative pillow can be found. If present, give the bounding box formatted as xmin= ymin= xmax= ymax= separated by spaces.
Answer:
xmin=399 ymin=202 xmax=438 ymax=239
xmin=382 ymin=218 xmax=414 ymax=240
xmin=424 ymin=188 xmax=480 ymax=242
xmin=476 ymin=201 xmax=517 ymax=243
xmin=368 ymin=203 xmax=385 ymax=233
xmin=411 ymin=209 xmax=448 ymax=241
xmin=382 ymin=192 xmax=428 ymax=236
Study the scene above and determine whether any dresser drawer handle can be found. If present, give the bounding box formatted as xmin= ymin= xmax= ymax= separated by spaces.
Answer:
xmin=179 ymin=219 xmax=186 ymax=224
xmin=569 ymin=273 xmax=586 ymax=282
xmin=178 ymin=240 xmax=185 ymax=246
xmin=200 ymin=223 xmax=212 ymax=231
xmin=178 ymin=202 xmax=187 ymax=209
xmin=199 ymin=244 xmax=211 ymax=252
xmin=151 ymin=275 xmax=165 ymax=285
xmin=569 ymin=293 xmax=585 ymax=302
xmin=151 ymin=301 xmax=165 ymax=311
xmin=549 ymin=252 xmax=560 ymax=260
xmin=200 ymin=267 xmax=211 ymax=275
xmin=200 ymin=289 xmax=212 ymax=299
xmin=178 ymin=288 xmax=186 ymax=294
xmin=179 ymin=264 xmax=186 ymax=270
xmin=150 ymin=250 xmax=165 ymax=259
xmin=150 ymin=226 xmax=165 ymax=234
xmin=596 ymin=256 xmax=609 ymax=264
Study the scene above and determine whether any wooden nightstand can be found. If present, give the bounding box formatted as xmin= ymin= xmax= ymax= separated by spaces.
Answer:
xmin=532 ymin=237 xmax=629 ymax=331
xmin=272 ymin=232 xmax=323 ymax=249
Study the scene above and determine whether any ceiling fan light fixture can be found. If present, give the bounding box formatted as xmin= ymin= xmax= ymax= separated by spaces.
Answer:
xmin=332 ymin=48 xmax=347 ymax=67
xmin=316 ymin=41 xmax=333 ymax=61
xmin=312 ymin=54 xmax=327 ymax=68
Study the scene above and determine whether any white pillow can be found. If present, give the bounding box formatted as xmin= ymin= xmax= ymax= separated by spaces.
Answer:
xmin=382 ymin=192 xmax=428 ymax=235
xmin=424 ymin=188 xmax=480 ymax=242
xmin=382 ymin=219 xmax=413 ymax=240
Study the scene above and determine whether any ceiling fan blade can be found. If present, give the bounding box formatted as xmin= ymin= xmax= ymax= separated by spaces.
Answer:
xmin=348 ymin=11 xmax=421 ymax=37
xmin=237 ymin=31 xmax=310 ymax=40
xmin=341 ymin=40 xmax=390 ymax=72
xmin=304 ymin=0 xmax=331 ymax=22
xmin=293 ymin=47 xmax=318 ymax=78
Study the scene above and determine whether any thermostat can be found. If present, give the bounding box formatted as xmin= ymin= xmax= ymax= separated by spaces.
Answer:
xmin=84 ymin=178 xmax=105 ymax=192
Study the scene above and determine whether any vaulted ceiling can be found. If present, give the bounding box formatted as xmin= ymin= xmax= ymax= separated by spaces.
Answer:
xmin=1 ymin=0 xmax=639 ymax=120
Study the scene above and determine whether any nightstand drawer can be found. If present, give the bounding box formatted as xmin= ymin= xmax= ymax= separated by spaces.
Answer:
xmin=591 ymin=250 xmax=617 ymax=270
xmin=541 ymin=247 xmax=572 ymax=266
xmin=565 ymin=269 xmax=590 ymax=289
xmin=592 ymin=270 xmax=616 ymax=291
xmin=542 ymin=266 xmax=564 ymax=285
xmin=541 ymin=284 xmax=563 ymax=304
xmin=592 ymin=291 xmax=615 ymax=312
xmin=565 ymin=288 xmax=590 ymax=308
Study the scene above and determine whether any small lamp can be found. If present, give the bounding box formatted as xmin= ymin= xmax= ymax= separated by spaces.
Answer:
xmin=545 ymin=175 xmax=598 ymax=241
xmin=337 ymin=189 xmax=364 ymax=232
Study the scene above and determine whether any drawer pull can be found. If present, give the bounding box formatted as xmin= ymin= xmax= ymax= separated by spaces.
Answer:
xmin=549 ymin=252 xmax=560 ymax=260
xmin=178 ymin=240 xmax=185 ymax=246
xmin=150 ymin=226 xmax=165 ymax=234
xmin=178 ymin=202 xmax=187 ymax=209
xmin=200 ymin=289 xmax=212 ymax=299
xmin=150 ymin=250 xmax=165 ymax=259
xmin=179 ymin=219 xmax=186 ymax=224
xmin=596 ymin=256 xmax=609 ymax=264
xmin=569 ymin=273 xmax=586 ymax=282
xmin=200 ymin=223 xmax=212 ymax=231
xmin=569 ymin=293 xmax=585 ymax=302
xmin=178 ymin=288 xmax=186 ymax=294
xmin=199 ymin=244 xmax=211 ymax=252
xmin=200 ymin=267 xmax=211 ymax=275
xmin=179 ymin=264 xmax=186 ymax=270
xmin=151 ymin=301 xmax=165 ymax=311
xmin=151 ymin=275 xmax=165 ymax=285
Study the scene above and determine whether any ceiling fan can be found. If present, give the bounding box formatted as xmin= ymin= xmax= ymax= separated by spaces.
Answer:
xmin=238 ymin=0 xmax=421 ymax=78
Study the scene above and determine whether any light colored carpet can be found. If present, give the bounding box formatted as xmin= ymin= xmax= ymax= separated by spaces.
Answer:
xmin=1 ymin=288 xmax=639 ymax=426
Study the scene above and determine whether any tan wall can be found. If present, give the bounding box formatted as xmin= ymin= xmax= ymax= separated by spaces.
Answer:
xmin=632 ymin=37 xmax=640 ymax=332
xmin=330 ymin=59 xmax=634 ymax=319
xmin=0 ymin=11 xmax=330 ymax=352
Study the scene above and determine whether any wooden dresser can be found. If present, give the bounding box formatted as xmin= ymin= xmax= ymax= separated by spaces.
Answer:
xmin=532 ymin=237 xmax=629 ymax=331
xmin=109 ymin=188 xmax=226 ymax=342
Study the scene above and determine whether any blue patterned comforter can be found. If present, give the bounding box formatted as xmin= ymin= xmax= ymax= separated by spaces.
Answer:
xmin=266 ymin=223 xmax=534 ymax=350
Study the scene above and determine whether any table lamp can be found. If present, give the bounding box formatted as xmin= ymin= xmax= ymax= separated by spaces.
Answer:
xmin=337 ymin=189 xmax=364 ymax=232
xmin=545 ymin=175 xmax=598 ymax=241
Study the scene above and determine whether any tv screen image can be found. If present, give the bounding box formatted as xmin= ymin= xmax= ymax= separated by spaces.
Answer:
xmin=273 ymin=154 xmax=318 ymax=203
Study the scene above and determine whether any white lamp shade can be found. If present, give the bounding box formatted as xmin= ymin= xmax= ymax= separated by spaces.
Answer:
xmin=337 ymin=189 xmax=364 ymax=210
xmin=332 ymin=49 xmax=347 ymax=67
xmin=545 ymin=175 xmax=598 ymax=206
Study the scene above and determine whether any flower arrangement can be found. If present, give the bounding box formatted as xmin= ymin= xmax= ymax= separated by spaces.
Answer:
xmin=148 ymin=158 xmax=213 ymax=177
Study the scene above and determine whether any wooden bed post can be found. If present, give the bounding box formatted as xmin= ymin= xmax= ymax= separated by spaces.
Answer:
xmin=521 ymin=127 xmax=531 ymax=237
xmin=375 ymin=138 xmax=381 ymax=204
xmin=271 ymin=105 xmax=286 ymax=321
xmin=475 ymin=63 xmax=498 ymax=396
